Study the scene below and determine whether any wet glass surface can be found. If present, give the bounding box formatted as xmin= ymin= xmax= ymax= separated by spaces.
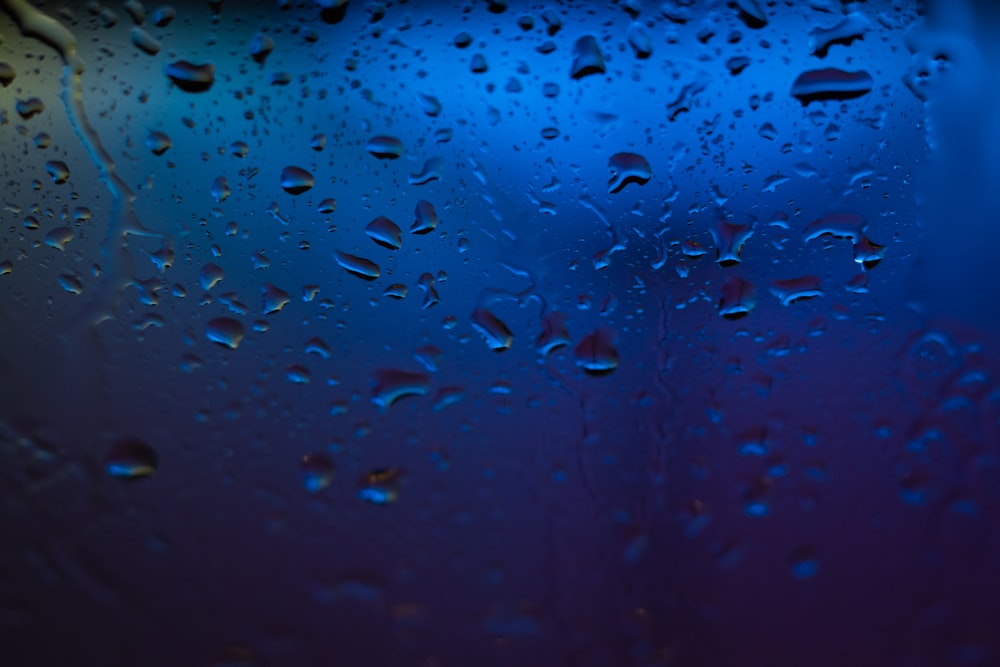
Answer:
xmin=2 ymin=1 xmax=1000 ymax=665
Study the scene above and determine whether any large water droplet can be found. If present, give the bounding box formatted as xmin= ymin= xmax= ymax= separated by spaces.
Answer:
xmin=770 ymin=276 xmax=823 ymax=306
xmin=372 ymin=369 xmax=430 ymax=411
xmin=164 ymin=60 xmax=216 ymax=93
xmin=366 ymin=135 xmax=403 ymax=159
xmin=411 ymin=200 xmax=438 ymax=234
xmin=280 ymin=166 xmax=314 ymax=195
xmin=718 ymin=276 xmax=756 ymax=319
xmin=471 ymin=308 xmax=513 ymax=352
xmin=199 ymin=263 xmax=224 ymax=290
xmin=44 ymin=227 xmax=74 ymax=250
xmin=0 ymin=61 xmax=16 ymax=87
xmin=366 ymin=216 xmax=402 ymax=250
xmin=791 ymin=68 xmax=873 ymax=105
xmin=206 ymin=317 xmax=245 ymax=348
xmin=711 ymin=217 xmax=753 ymax=266
xmin=570 ymin=35 xmax=605 ymax=79
xmin=45 ymin=160 xmax=70 ymax=184
xmin=809 ymin=12 xmax=870 ymax=57
xmin=607 ymin=152 xmax=651 ymax=193
xmin=248 ymin=33 xmax=275 ymax=64
xmin=408 ymin=157 xmax=444 ymax=186
xmin=334 ymin=250 xmax=380 ymax=280
xmin=211 ymin=176 xmax=230 ymax=203
xmin=131 ymin=27 xmax=161 ymax=55
xmin=262 ymin=284 xmax=291 ymax=314
xmin=146 ymin=130 xmax=172 ymax=156
xmin=574 ymin=329 xmax=619 ymax=375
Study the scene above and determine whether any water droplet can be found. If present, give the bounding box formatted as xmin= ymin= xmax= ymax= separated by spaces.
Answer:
xmin=853 ymin=236 xmax=885 ymax=269
xmin=359 ymin=468 xmax=402 ymax=505
xmin=262 ymin=284 xmax=291 ymax=314
xmin=788 ymin=546 xmax=819 ymax=579
xmin=105 ymin=438 xmax=158 ymax=480
xmin=317 ymin=198 xmax=337 ymax=214
xmin=151 ymin=5 xmax=175 ymax=27
xmin=334 ymin=250 xmax=380 ymax=280
xmin=411 ymin=200 xmax=438 ymax=234
xmin=627 ymin=24 xmax=652 ymax=58
xmin=286 ymin=365 xmax=310 ymax=384
xmin=408 ymin=157 xmax=444 ymax=186
xmin=0 ymin=261 xmax=12 ymax=276
xmin=454 ymin=31 xmax=472 ymax=48
xmin=770 ymin=276 xmax=823 ymax=306
xmin=471 ymin=308 xmax=513 ymax=352
xmin=33 ymin=132 xmax=51 ymax=149
xmin=574 ymin=329 xmax=619 ymax=375
xmin=248 ymin=33 xmax=275 ymax=64
xmin=44 ymin=227 xmax=74 ymax=250
xmin=301 ymin=454 xmax=334 ymax=492
xmin=58 ymin=274 xmax=83 ymax=294
xmin=711 ymin=217 xmax=753 ymax=266
xmin=809 ymin=11 xmax=870 ymax=57
xmin=45 ymin=160 xmax=70 ymax=184
xmin=15 ymin=97 xmax=44 ymax=119
xmin=365 ymin=135 xmax=402 ymax=159
xmin=381 ymin=283 xmax=406 ymax=299
xmin=791 ymin=68 xmax=873 ymax=105
xmin=729 ymin=0 xmax=767 ymax=29
xmin=210 ymin=176 xmax=230 ymax=203
xmin=199 ymin=263 xmax=224 ymax=290
xmin=164 ymin=60 xmax=215 ymax=93
xmin=146 ymin=130 xmax=172 ymax=155
xmin=230 ymin=141 xmax=249 ymax=158
xmin=417 ymin=93 xmax=442 ymax=117
xmin=536 ymin=312 xmax=570 ymax=355
xmin=726 ymin=55 xmax=750 ymax=75
xmin=372 ymin=369 xmax=430 ymax=411
xmin=0 ymin=61 xmax=16 ymax=87
xmin=470 ymin=53 xmax=488 ymax=73
xmin=280 ymin=166 xmax=314 ymax=195
xmin=607 ymin=152 xmax=651 ymax=193
xmin=804 ymin=212 xmax=866 ymax=242
xmin=365 ymin=216 xmax=402 ymax=250
xmin=131 ymin=27 xmax=161 ymax=55
xmin=570 ymin=35 xmax=605 ymax=79
xmin=718 ymin=277 xmax=756 ymax=319
xmin=206 ymin=317 xmax=245 ymax=349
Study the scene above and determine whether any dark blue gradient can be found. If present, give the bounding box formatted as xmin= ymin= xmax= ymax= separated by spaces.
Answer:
xmin=1 ymin=1 xmax=999 ymax=666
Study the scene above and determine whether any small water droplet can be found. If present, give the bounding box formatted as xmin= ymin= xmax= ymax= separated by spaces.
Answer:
xmin=105 ymin=438 xmax=158 ymax=480
xmin=366 ymin=135 xmax=403 ymax=159
xmin=248 ymin=33 xmax=275 ymax=64
xmin=146 ymin=130 xmax=172 ymax=155
xmin=301 ymin=454 xmax=334 ymax=492
xmin=44 ymin=227 xmax=74 ymax=250
xmin=210 ymin=176 xmax=230 ymax=203
xmin=359 ymin=468 xmax=402 ymax=505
